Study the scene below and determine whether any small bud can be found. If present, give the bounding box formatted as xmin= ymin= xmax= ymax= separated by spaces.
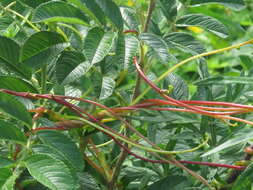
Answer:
xmin=244 ymin=147 xmax=253 ymax=155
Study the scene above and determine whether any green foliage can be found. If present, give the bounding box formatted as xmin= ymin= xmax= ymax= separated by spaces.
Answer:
xmin=0 ymin=0 xmax=253 ymax=189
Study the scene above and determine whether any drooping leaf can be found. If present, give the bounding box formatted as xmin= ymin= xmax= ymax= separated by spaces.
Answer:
xmin=164 ymin=32 xmax=206 ymax=54
xmin=37 ymin=131 xmax=84 ymax=171
xmin=232 ymin=162 xmax=253 ymax=190
xmin=195 ymin=76 xmax=253 ymax=85
xmin=32 ymin=1 xmax=89 ymax=25
xmin=94 ymin=0 xmax=124 ymax=30
xmin=25 ymin=154 xmax=80 ymax=190
xmin=147 ymin=175 xmax=189 ymax=190
xmin=0 ymin=76 xmax=37 ymax=92
xmin=189 ymin=0 xmax=245 ymax=11
xmin=176 ymin=14 xmax=229 ymax=38
xmin=99 ymin=76 xmax=115 ymax=100
xmin=83 ymin=27 xmax=115 ymax=65
xmin=21 ymin=31 xmax=66 ymax=62
xmin=0 ymin=120 xmax=27 ymax=143
xmin=55 ymin=51 xmax=87 ymax=85
xmin=140 ymin=33 xmax=170 ymax=63
xmin=0 ymin=157 xmax=14 ymax=168
xmin=159 ymin=0 xmax=178 ymax=22
xmin=164 ymin=73 xmax=189 ymax=100
xmin=0 ymin=93 xmax=32 ymax=126
xmin=0 ymin=36 xmax=30 ymax=78
xmin=202 ymin=129 xmax=253 ymax=157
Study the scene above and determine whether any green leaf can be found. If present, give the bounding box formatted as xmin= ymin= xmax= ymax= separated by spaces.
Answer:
xmin=164 ymin=73 xmax=189 ymax=100
xmin=147 ymin=175 xmax=189 ymax=190
xmin=25 ymin=154 xmax=80 ymax=190
xmin=21 ymin=31 xmax=66 ymax=62
xmin=0 ymin=36 xmax=30 ymax=78
xmin=195 ymin=76 xmax=253 ymax=85
xmin=164 ymin=32 xmax=206 ymax=54
xmin=239 ymin=55 xmax=253 ymax=71
xmin=189 ymin=0 xmax=245 ymax=11
xmin=0 ymin=168 xmax=19 ymax=190
xmin=202 ymin=129 xmax=253 ymax=157
xmin=37 ymin=131 xmax=84 ymax=171
xmin=0 ymin=93 xmax=32 ymax=126
xmin=0 ymin=120 xmax=27 ymax=143
xmin=56 ymin=51 xmax=88 ymax=85
xmin=140 ymin=33 xmax=170 ymax=63
xmin=99 ymin=76 xmax=115 ymax=100
xmin=0 ymin=157 xmax=14 ymax=168
xmin=32 ymin=1 xmax=89 ymax=25
xmin=176 ymin=14 xmax=229 ymax=38
xmin=94 ymin=0 xmax=123 ymax=30
xmin=0 ymin=76 xmax=37 ymax=92
xmin=19 ymin=0 xmax=50 ymax=8
xmin=83 ymin=27 xmax=115 ymax=65
xmin=159 ymin=0 xmax=178 ymax=22
xmin=68 ymin=0 xmax=106 ymax=25
xmin=120 ymin=7 xmax=139 ymax=30
xmin=114 ymin=34 xmax=138 ymax=70
xmin=232 ymin=162 xmax=253 ymax=190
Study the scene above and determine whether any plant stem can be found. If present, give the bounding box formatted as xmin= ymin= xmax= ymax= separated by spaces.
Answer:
xmin=133 ymin=38 xmax=253 ymax=104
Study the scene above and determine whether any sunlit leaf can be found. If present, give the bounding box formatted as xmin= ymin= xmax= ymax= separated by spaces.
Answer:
xmin=83 ymin=27 xmax=115 ymax=64
xmin=140 ymin=33 xmax=170 ymax=63
xmin=99 ymin=76 xmax=115 ymax=100
xmin=25 ymin=154 xmax=80 ymax=190
xmin=176 ymin=14 xmax=229 ymax=38
xmin=21 ymin=31 xmax=66 ymax=62
xmin=195 ymin=76 xmax=253 ymax=85
xmin=37 ymin=131 xmax=84 ymax=171
xmin=202 ymin=129 xmax=253 ymax=157
xmin=0 ymin=93 xmax=32 ymax=126
xmin=189 ymin=0 xmax=245 ymax=11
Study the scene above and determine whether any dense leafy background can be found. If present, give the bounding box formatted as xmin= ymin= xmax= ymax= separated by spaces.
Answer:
xmin=0 ymin=0 xmax=253 ymax=189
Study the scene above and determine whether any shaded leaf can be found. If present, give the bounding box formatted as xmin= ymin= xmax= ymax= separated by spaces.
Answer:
xmin=176 ymin=14 xmax=229 ymax=38
xmin=32 ymin=1 xmax=89 ymax=25
xmin=195 ymin=76 xmax=253 ymax=85
xmin=159 ymin=0 xmax=178 ymax=22
xmin=0 ymin=120 xmax=27 ymax=143
xmin=0 ymin=76 xmax=37 ymax=92
xmin=25 ymin=154 xmax=80 ymax=190
xmin=68 ymin=0 xmax=106 ymax=25
xmin=232 ymin=162 xmax=253 ymax=190
xmin=37 ymin=131 xmax=84 ymax=171
xmin=140 ymin=33 xmax=170 ymax=63
xmin=95 ymin=0 xmax=124 ymax=30
xmin=164 ymin=32 xmax=206 ymax=54
xmin=21 ymin=31 xmax=66 ymax=62
xmin=20 ymin=0 xmax=50 ymax=8
xmin=99 ymin=76 xmax=115 ymax=100
xmin=0 ymin=36 xmax=30 ymax=78
xmin=0 ymin=157 xmax=14 ymax=168
xmin=147 ymin=175 xmax=189 ymax=190
xmin=0 ymin=93 xmax=32 ymax=126
xmin=83 ymin=27 xmax=115 ymax=64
